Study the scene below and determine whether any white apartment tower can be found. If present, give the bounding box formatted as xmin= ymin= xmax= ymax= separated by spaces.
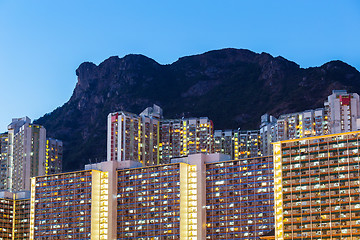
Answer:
xmin=7 ymin=117 xmax=46 ymax=191
xmin=325 ymin=90 xmax=360 ymax=133
xmin=107 ymin=105 xmax=161 ymax=165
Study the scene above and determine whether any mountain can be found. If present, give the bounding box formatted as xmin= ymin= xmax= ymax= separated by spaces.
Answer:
xmin=35 ymin=48 xmax=360 ymax=171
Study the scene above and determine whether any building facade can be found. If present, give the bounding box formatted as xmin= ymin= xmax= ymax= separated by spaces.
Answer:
xmin=3 ymin=117 xmax=63 ymax=192
xmin=274 ymin=131 xmax=360 ymax=240
xmin=261 ymin=90 xmax=360 ymax=151
xmin=117 ymin=154 xmax=221 ymax=240
xmin=45 ymin=138 xmax=63 ymax=175
xmin=30 ymin=169 xmax=110 ymax=239
xmin=0 ymin=133 xmax=9 ymax=190
xmin=214 ymin=129 xmax=262 ymax=160
xmin=276 ymin=109 xmax=327 ymax=142
xmin=14 ymin=194 xmax=30 ymax=240
xmin=25 ymin=153 xmax=275 ymax=239
xmin=107 ymin=111 xmax=160 ymax=165
xmin=260 ymin=114 xmax=278 ymax=156
xmin=118 ymin=163 xmax=188 ymax=239
xmin=7 ymin=117 xmax=46 ymax=191
xmin=159 ymin=118 xmax=214 ymax=164
xmin=206 ymin=156 xmax=274 ymax=239
xmin=236 ymin=130 xmax=262 ymax=159
xmin=214 ymin=130 xmax=234 ymax=157
xmin=325 ymin=90 xmax=360 ymax=134
xmin=108 ymin=106 xmax=214 ymax=166
xmin=0 ymin=191 xmax=30 ymax=240
xmin=0 ymin=191 xmax=14 ymax=240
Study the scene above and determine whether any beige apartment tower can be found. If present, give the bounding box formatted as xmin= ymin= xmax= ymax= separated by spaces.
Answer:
xmin=7 ymin=117 xmax=46 ymax=191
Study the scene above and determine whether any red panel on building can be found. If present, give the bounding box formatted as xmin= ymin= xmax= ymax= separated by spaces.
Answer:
xmin=340 ymin=95 xmax=350 ymax=106
xmin=111 ymin=113 xmax=119 ymax=122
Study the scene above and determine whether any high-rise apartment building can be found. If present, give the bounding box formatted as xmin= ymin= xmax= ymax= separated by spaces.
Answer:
xmin=214 ymin=129 xmax=262 ymax=160
xmin=108 ymin=106 xmax=214 ymax=166
xmin=159 ymin=117 xmax=214 ymax=164
xmin=236 ymin=130 xmax=262 ymax=159
xmin=260 ymin=114 xmax=277 ymax=156
xmin=206 ymin=156 xmax=274 ymax=239
xmin=0 ymin=133 xmax=9 ymax=190
xmin=158 ymin=119 xmax=181 ymax=162
xmin=30 ymin=169 xmax=110 ymax=239
xmin=45 ymin=138 xmax=63 ymax=175
xmin=302 ymin=109 xmax=327 ymax=137
xmin=0 ymin=191 xmax=30 ymax=240
xmin=276 ymin=113 xmax=299 ymax=141
xmin=325 ymin=90 xmax=360 ymax=134
xmin=107 ymin=110 xmax=160 ymax=165
xmin=14 ymin=193 xmax=30 ymax=240
xmin=31 ymin=158 xmax=201 ymax=240
xmin=276 ymin=109 xmax=327 ymax=142
xmin=117 ymin=163 xmax=183 ymax=239
xmin=7 ymin=117 xmax=46 ymax=191
xmin=262 ymin=90 xmax=359 ymax=147
xmin=117 ymin=153 xmax=273 ymax=239
xmin=117 ymin=154 xmax=229 ymax=239
xmin=273 ymin=131 xmax=360 ymax=240
xmin=117 ymin=161 xmax=199 ymax=239
xmin=3 ymin=117 xmax=62 ymax=192
xmin=214 ymin=130 xmax=234 ymax=157
xmin=23 ymin=153 xmax=274 ymax=239
xmin=0 ymin=191 xmax=14 ymax=240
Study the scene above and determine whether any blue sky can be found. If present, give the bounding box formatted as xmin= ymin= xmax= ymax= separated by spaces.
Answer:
xmin=0 ymin=1 xmax=359 ymax=132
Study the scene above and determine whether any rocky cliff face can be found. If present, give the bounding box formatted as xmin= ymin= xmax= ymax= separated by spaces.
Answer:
xmin=35 ymin=48 xmax=360 ymax=171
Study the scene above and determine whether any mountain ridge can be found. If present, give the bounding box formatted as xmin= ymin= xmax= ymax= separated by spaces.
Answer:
xmin=35 ymin=48 xmax=360 ymax=171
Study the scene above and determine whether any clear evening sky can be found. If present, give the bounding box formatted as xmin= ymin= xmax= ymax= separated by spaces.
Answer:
xmin=0 ymin=1 xmax=359 ymax=132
